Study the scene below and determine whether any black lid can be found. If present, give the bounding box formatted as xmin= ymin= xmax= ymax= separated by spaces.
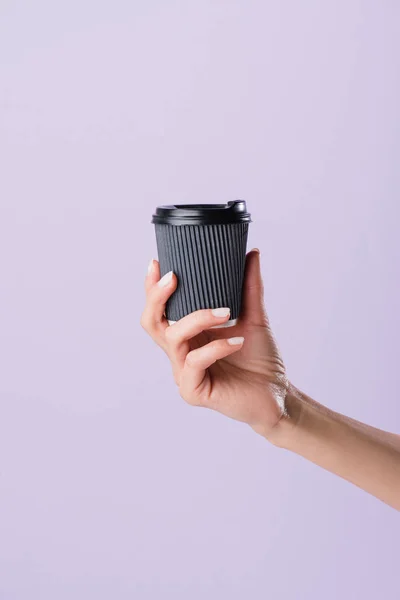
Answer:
xmin=151 ymin=200 xmax=251 ymax=226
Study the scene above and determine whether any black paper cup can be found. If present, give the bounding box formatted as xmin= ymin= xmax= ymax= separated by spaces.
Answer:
xmin=151 ymin=200 xmax=251 ymax=327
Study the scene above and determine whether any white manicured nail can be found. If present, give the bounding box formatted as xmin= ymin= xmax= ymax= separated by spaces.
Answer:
xmin=212 ymin=307 xmax=230 ymax=318
xmin=147 ymin=259 xmax=155 ymax=275
xmin=227 ymin=336 xmax=244 ymax=345
xmin=158 ymin=271 xmax=173 ymax=287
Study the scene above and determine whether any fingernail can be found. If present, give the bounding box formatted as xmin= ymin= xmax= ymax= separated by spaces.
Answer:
xmin=227 ymin=337 xmax=244 ymax=345
xmin=212 ymin=307 xmax=230 ymax=318
xmin=147 ymin=259 xmax=155 ymax=275
xmin=158 ymin=271 xmax=173 ymax=287
xmin=252 ymin=248 xmax=260 ymax=254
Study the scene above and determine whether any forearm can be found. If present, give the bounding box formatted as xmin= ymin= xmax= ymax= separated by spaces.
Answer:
xmin=268 ymin=385 xmax=400 ymax=511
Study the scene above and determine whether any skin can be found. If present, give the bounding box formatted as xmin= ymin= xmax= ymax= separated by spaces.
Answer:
xmin=141 ymin=249 xmax=400 ymax=511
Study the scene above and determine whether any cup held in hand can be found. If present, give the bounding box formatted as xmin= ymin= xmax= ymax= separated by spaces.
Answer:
xmin=151 ymin=201 xmax=251 ymax=326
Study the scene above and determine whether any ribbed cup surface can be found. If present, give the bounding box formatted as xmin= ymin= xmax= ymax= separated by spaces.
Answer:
xmin=154 ymin=223 xmax=249 ymax=322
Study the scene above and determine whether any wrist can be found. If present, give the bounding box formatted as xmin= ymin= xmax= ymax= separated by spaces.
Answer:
xmin=252 ymin=383 xmax=307 ymax=448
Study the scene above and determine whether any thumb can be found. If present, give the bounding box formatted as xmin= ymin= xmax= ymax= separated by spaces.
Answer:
xmin=240 ymin=249 xmax=268 ymax=327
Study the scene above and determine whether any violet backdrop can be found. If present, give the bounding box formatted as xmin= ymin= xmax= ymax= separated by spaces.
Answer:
xmin=1 ymin=1 xmax=399 ymax=598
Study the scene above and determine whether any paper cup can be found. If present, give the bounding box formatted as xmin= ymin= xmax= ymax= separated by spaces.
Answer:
xmin=151 ymin=200 xmax=251 ymax=326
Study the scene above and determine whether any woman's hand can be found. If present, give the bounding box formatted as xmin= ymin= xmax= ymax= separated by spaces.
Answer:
xmin=141 ymin=249 xmax=289 ymax=439
xmin=141 ymin=248 xmax=400 ymax=509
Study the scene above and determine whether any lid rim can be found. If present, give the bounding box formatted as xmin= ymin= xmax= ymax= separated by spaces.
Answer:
xmin=151 ymin=200 xmax=251 ymax=226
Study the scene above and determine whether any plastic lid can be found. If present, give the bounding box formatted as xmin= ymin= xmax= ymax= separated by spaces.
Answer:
xmin=151 ymin=200 xmax=251 ymax=226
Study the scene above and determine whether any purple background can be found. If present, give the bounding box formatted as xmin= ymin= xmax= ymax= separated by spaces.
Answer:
xmin=1 ymin=1 xmax=399 ymax=598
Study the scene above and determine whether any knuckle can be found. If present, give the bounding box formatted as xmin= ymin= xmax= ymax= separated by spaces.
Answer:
xmin=172 ymin=368 xmax=181 ymax=387
xmin=179 ymin=387 xmax=200 ymax=407
xmin=140 ymin=314 xmax=149 ymax=331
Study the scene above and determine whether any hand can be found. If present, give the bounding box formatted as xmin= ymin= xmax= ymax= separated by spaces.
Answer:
xmin=142 ymin=249 xmax=400 ymax=509
xmin=141 ymin=249 xmax=289 ymax=440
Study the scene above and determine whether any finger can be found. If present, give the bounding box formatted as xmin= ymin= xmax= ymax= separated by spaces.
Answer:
xmin=165 ymin=307 xmax=231 ymax=364
xmin=180 ymin=337 xmax=245 ymax=402
xmin=140 ymin=270 xmax=177 ymax=339
xmin=240 ymin=249 xmax=268 ymax=327
xmin=145 ymin=258 xmax=161 ymax=294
